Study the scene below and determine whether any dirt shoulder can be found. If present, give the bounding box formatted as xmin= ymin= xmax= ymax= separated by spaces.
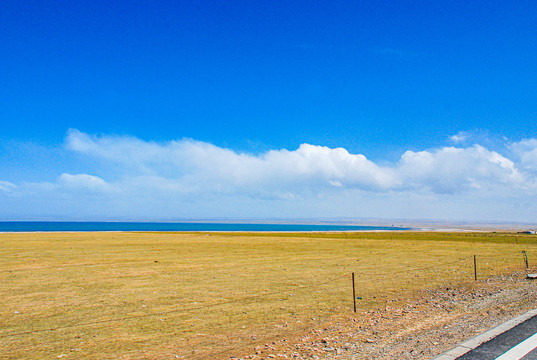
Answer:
xmin=238 ymin=272 xmax=536 ymax=360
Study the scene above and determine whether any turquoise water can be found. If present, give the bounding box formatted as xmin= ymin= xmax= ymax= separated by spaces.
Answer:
xmin=0 ymin=221 xmax=410 ymax=232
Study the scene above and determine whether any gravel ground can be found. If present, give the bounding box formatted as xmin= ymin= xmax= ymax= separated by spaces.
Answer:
xmin=233 ymin=272 xmax=536 ymax=360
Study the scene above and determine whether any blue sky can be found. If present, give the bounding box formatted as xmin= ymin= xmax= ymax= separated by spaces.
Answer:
xmin=1 ymin=1 xmax=536 ymax=222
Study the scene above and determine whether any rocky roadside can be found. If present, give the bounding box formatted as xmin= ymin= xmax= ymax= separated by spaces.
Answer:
xmin=232 ymin=272 xmax=536 ymax=360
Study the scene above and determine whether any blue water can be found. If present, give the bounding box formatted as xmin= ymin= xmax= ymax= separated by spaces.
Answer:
xmin=0 ymin=221 xmax=410 ymax=232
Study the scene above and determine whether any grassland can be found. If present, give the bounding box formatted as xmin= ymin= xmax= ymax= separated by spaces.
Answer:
xmin=0 ymin=231 xmax=535 ymax=359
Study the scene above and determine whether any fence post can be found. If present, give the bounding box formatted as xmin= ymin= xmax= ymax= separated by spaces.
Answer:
xmin=523 ymin=250 xmax=529 ymax=271
xmin=474 ymin=255 xmax=477 ymax=281
xmin=352 ymin=272 xmax=356 ymax=313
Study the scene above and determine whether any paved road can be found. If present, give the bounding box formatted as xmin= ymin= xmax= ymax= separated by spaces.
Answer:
xmin=457 ymin=315 xmax=537 ymax=360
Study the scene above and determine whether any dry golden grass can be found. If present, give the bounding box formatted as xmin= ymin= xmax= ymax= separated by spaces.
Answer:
xmin=0 ymin=231 xmax=535 ymax=359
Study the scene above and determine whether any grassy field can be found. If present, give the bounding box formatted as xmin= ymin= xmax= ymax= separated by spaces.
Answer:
xmin=0 ymin=231 xmax=535 ymax=359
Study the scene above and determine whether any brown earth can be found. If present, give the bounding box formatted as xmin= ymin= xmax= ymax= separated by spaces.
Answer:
xmin=233 ymin=272 xmax=536 ymax=360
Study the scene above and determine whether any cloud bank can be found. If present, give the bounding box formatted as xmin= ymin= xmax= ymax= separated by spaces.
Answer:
xmin=1 ymin=129 xmax=536 ymax=221
xmin=62 ymin=129 xmax=533 ymax=194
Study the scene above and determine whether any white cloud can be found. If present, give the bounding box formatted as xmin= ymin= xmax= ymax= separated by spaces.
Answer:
xmin=511 ymin=139 xmax=537 ymax=173
xmin=2 ymin=129 xmax=537 ymax=222
xmin=58 ymin=173 xmax=112 ymax=192
xmin=65 ymin=130 xmax=399 ymax=192
xmin=0 ymin=181 xmax=17 ymax=194
xmin=398 ymin=145 xmax=527 ymax=193
xmin=63 ymin=130 xmax=534 ymax=196
xmin=449 ymin=131 xmax=468 ymax=143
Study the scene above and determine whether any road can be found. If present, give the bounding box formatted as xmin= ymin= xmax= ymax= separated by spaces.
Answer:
xmin=456 ymin=315 xmax=537 ymax=359
xmin=433 ymin=310 xmax=537 ymax=360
